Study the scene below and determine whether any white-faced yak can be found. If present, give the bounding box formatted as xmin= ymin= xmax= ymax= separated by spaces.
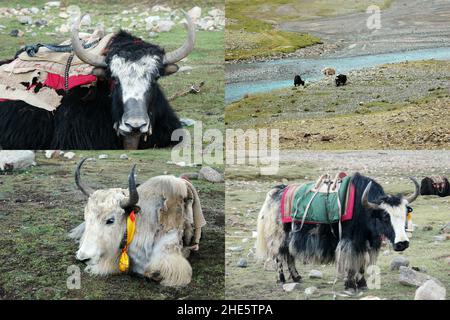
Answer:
xmin=69 ymin=158 xmax=206 ymax=287
xmin=0 ymin=13 xmax=196 ymax=150
xmin=256 ymin=173 xmax=420 ymax=292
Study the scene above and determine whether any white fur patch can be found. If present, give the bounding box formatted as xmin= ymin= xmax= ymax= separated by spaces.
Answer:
xmin=109 ymin=55 xmax=160 ymax=103
xmin=380 ymin=199 xmax=409 ymax=243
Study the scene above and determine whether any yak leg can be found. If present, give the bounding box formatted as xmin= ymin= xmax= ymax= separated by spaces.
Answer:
xmin=276 ymin=256 xmax=286 ymax=283
xmin=286 ymin=254 xmax=301 ymax=282
xmin=344 ymin=269 xmax=358 ymax=291
xmin=357 ymin=267 xmax=368 ymax=290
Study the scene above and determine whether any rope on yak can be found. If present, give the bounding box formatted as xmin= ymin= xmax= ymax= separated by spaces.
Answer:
xmin=22 ymin=39 xmax=100 ymax=57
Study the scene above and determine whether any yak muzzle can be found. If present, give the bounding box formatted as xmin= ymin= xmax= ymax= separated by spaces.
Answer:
xmin=394 ymin=241 xmax=409 ymax=252
xmin=119 ymin=98 xmax=150 ymax=135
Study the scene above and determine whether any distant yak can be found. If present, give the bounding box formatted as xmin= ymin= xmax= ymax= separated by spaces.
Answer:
xmin=294 ymin=75 xmax=305 ymax=87
xmin=335 ymin=74 xmax=347 ymax=87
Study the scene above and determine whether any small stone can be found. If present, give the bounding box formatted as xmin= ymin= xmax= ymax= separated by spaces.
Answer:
xmin=198 ymin=166 xmax=224 ymax=183
xmin=360 ymin=296 xmax=381 ymax=300
xmin=63 ymin=152 xmax=76 ymax=160
xmin=283 ymin=283 xmax=299 ymax=292
xmin=45 ymin=1 xmax=61 ymax=7
xmin=98 ymin=154 xmax=109 ymax=159
xmin=188 ymin=6 xmax=202 ymax=20
xmin=422 ymin=225 xmax=433 ymax=231
xmin=34 ymin=19 xmax=48 ymax=27
xmin=0 ymin=151 xmax=35 ymax=171
xmin=309 ymin=270 xmax=323 ymax=279
xmin=304 ymin=286 xmax=317 ymax=296
xmin=390 ymin=256 xmax=410 ymax=271
xmin=30 ymin=7 xmax=40 ymax=15
xmin=242 ymin=238 xmax=249 ymax=243
xmin=17 ymin=16 xmax=33 ymax=25
xmin=228 ymin=246 xmax=243 ymax=252
xmin=119 ymin=154 xmax=129 ymax=160
xmin=414 ymin=280 xmax=446 ymax=300
xmin=399 ymin=266 xmax=440 ymax=287
xmin=58 ymin=12 xmax=69 ymax=19
xmin=178 ymin=66 xmax=193 ymax=73
xmin=236 ymin=258 xmax=247 ymax=268
xmin=156 ymin=20 xmax=174 ymax=32
xmin=434 ymin=235 xmax=447 ymax=242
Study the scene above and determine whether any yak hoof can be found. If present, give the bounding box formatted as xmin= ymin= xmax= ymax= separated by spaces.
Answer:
xmin=277 ymin=274 xmax=286 ymax=284
xmin=292 ymin=275 xmax=302 ymax=283
xmin=357 ymin=278 xmax=368 ymax=290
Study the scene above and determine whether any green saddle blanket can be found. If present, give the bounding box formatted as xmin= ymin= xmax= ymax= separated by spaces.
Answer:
xmin=291 ymin=176 xmax=351 ymax=223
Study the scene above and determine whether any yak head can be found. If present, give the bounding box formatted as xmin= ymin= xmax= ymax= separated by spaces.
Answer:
xmin=70 ymin=12 xmax=195 ymax=149
xmin=74 ymin=158 xmax=140 ymax=274
xmin=362 ymin=177 xmax=420 ymax=252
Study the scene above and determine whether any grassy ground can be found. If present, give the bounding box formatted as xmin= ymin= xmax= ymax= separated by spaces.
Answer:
xmin=0 ymin=0 xmax=224 ymax=133
xmin=0 ymin=150 xmax=224 ymax=299
xmin=225 ymin=60 xmax=450 ymax=150
xmin=225 ymin=0 xmax=391 ymax=61
xmin=225 ymin=151 xmax=450 ymax=300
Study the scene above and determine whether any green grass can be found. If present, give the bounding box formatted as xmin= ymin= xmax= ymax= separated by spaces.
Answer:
xmin=225 ymin=0 xmax=392 ymax=60
xmin=0 ymin=150 xmax=224 ymax=299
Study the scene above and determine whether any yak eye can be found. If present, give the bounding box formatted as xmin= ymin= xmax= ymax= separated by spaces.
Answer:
xmin=106 ymin=217 xmax=115 ymax=225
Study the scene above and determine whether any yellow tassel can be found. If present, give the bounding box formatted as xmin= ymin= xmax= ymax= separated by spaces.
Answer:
xmin=119 ymin=251 xmax=129 ymax=272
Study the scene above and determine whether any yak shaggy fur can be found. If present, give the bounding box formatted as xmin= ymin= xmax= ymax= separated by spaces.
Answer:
xmin=70 ymin=175 xmax=202 ymax=287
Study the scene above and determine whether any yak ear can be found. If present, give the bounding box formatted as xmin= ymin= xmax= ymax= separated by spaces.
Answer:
xmin=164 ymin=63 xmax=179 ymax=76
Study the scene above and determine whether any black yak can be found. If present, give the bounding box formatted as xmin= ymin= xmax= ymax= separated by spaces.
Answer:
xmin=0 ymin=12 xmax=196 ymax=150
xmin=420 ymin=176 xmax=450 ymax=197
xmin=294 ymin=75 xmax=305 ymax=87
xmin=335 ymin=74 xmax=347 ymax=86
xmin=256 ymin=173 xmax=420 ymax=292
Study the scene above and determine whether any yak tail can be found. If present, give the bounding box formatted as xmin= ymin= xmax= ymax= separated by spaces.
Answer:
xmin=256 ymin=188 xmax=283 ymax=263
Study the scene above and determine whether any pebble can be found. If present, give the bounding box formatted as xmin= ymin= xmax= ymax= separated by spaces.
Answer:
xmin=228 ymin=246 xmax=243 ymax=252
xmin=98 ymin=154 xmax=109 ymax=160
xmin=390 ymin=256 xmax=410 ymax=271
xmin=309 ymin=270 xmax=323 ymax=279
xmin=236 ymin=258 xmax=247 ymax=268
xmin=119 ymin=154 xmax=129 ymax=160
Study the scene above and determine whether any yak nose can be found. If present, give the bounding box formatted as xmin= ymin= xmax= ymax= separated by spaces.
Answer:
xmin=125 ymin=118 xmax=148 ymax=131
xmin=394 ymin=241 xmax=409 ymax=251
xmin=76 ymin=251 xmax=91 ymax=263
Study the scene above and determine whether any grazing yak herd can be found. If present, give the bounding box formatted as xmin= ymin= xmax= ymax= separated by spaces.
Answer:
xmin=0 ymin=12 xmax=196 ymax=150
xmin=294 ymin=67 xmax=347 ymax=88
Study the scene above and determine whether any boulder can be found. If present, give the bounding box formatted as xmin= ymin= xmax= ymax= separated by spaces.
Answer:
xmin=414 ymin=280 xmax=446 ymax=300
xmin=119 ymin=154 xmax=129 ymax=160
xmin=0 ymin=151 xmax=35 ymax=171
xmin=157 ymin=20 xmax=174 ymax=32
xmin=309 ymin=270 xmax=323 ymax=279
xmin=198 ymin=166 xmax=224 ymax=183
xmin=17 ymin=16 xmax=32 ymax=25
xmin=188 ymin=6 xmax=202 ymax=20
xmin=236 ymin=258 xmax=247 ymax=268
xmin=390 ymin=256 xmax=410 ymax=271
xmin=399 ymin=266 xmax=440 ymax=287
xmin=304 ymin=286 xmax=317 ymax=296
xmin=283 ymin=283 xmax=299 ymax=292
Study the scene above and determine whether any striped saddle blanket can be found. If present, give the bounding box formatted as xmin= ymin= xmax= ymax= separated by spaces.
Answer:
xmin=280 ymin=173 xmax=356 ymax=224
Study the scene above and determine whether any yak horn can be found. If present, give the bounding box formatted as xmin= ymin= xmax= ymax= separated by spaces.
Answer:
xmin=163 ymin=11 xmax=196 ymax=65
xmin=71 ymin=14 xmax=107 ymax=68
xmin=405 ymin=177 xmax=420 ymax=204
xmin=362 ymin=182 xmax=381 ymax=210
xmin=120 ymin=165 xmax=139 ymax=209
xmin=75 ymin=158 xmax=95 ymax=197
